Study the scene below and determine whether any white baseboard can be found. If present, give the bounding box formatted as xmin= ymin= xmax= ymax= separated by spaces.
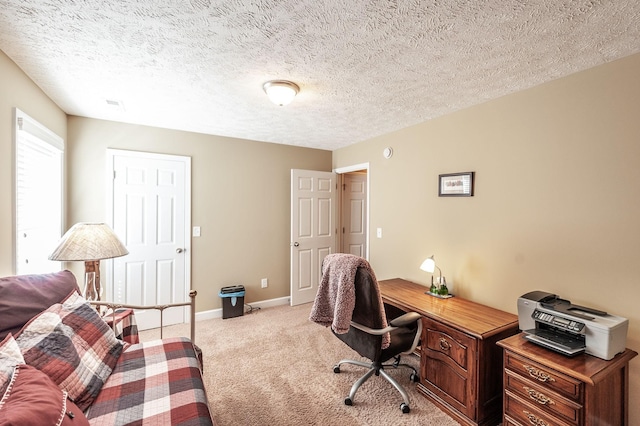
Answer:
xmin=195 ymin=296 xmax=290 ymax=321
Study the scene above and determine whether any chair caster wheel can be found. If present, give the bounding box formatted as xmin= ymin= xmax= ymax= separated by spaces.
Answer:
xmin=333 ymin=365 xmax=341 ymax=373
xmin=410 ymin=372 xmax=419 ymax=382
xmin=400 ymin=403 xmax=410 ymax=413
xmin=344 ymin=397 xmax=353 ymax=406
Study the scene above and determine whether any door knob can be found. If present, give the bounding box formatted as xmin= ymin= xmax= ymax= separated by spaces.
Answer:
xmin=292 ymin=242 xmax=299 ymax=247
xmin=176 ymin=248 xmax=184 ymax=253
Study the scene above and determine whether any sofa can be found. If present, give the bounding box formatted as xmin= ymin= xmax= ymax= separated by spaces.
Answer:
xmin=0 ymin=270 xmax=214 ymax=425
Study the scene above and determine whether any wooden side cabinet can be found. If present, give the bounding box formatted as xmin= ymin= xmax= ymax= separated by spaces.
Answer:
xmin=497 ymin=333 xmax=638 ymax=426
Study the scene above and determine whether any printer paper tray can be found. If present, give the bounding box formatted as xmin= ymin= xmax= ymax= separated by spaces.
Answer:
xmin=523 ymin=329 xmax=585 ymax=357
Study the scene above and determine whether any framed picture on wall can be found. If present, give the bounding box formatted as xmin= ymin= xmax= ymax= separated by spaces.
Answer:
xmin=439 ymin=172 xmax=474 ymax=197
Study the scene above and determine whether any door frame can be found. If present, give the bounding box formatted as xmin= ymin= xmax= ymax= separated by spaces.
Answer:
xmin=104 ymin=149 xmax=192 ymax=306
xmin=335 ymin=162 xmax=370 ymax=260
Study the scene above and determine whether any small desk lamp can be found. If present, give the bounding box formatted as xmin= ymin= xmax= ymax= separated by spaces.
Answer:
xmin=49 ymin=222 xmax=128 ymax=301
xmin=421 ymin=255 xmax=449 ymax=296
xmin=420 ymin=255 xmax=442 ymax=283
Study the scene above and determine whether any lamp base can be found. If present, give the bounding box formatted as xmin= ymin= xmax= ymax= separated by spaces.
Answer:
xmin=84 ymin=271 xmax=98 ymax=301
xmin=84 ymin=260 xmax=102 ymax=301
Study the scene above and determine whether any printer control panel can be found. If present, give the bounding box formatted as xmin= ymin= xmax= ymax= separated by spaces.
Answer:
xmin=533 ymin=309 xmax=585 ymax=333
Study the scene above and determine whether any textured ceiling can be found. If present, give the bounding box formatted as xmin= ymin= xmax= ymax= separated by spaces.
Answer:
xmin=0 ymin=1 xmax=638 ymax=151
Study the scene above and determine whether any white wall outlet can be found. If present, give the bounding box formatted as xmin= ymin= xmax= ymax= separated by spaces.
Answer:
xmin=376 ymin=227 xmax=383 ymax=238
xmin=193 ymin=226 xmax=201 ymax=237
xmin=261 ymin=278 xmax=268 ymax=288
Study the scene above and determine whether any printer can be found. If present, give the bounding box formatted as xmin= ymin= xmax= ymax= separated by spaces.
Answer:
xmin=518 ymin=291 xmax=628 ymax=360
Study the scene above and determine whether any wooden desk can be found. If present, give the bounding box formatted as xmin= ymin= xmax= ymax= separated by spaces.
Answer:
xmin=379 ymin=278 xmax=519 ymax=426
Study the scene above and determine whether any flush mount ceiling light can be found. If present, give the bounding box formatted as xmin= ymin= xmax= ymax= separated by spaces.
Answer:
xmin=263 ymin=80 xmax=300 ymax=106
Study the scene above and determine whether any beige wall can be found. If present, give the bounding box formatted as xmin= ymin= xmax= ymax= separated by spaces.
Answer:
xmin=66 ymin=116 xmax=332 ymax=311
xmin=334 ymin=52 xmax=640 ymax=424
xmin=0 ymin=50 xmax=67 ymax=276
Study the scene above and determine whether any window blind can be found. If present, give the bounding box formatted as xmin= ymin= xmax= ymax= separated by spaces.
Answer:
xmin=15 ymin=109 xmax=64 ymax=275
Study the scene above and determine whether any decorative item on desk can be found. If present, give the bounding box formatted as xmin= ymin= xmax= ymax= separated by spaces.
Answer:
xmin=438 ymin=277 xmax=449 ymax=296
xmin=420 ymin=255 xmax=453 ymax=298
xmin=49 ymin=222 xmax=128 ymax=301
xmin=429 ymin=276 xmax=438 ymax=294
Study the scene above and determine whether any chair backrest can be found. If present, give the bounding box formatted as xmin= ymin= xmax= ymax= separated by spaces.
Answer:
xmin=334 ymin=266 xmax=387 ymax=361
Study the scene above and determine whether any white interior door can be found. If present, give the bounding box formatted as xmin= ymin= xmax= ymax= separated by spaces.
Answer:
xmin=107 ymin=149 xmax=191 ymax=331
xmin=290 ymin=169 xmax=337 ymax=306
xmin=341 ymin=172 xmax=367 ymax=257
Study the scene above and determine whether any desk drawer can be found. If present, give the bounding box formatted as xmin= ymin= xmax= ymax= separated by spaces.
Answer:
xmin=503 ymin=414 xmax=524 ymax=426
xmin=423 ymin=317 xmax=474 ymax=370
xmin=421 ymin=317 xmax=477 ymax=418
xmin=505 ymin=369 xmax=582 ymax=425
xmin=505 ymin=351 xmax=582 ymax=401
xmin=505 ymin=389 xmax=574 ymax=426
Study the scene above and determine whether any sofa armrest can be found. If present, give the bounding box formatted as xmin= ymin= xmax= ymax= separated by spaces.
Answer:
xmin=103 ymin=308 xmax=139 ymax=344
xmin=90 ymin=290 xmax=198 ymax=343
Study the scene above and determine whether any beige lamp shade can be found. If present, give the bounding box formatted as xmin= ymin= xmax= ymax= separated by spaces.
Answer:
xmin=49 ymin=222 xmax=128 ymax=261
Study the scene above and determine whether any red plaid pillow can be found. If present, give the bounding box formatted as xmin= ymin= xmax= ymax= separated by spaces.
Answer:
xmin=15 ymin=292 xmax=124 ymax=411
xmin=0 ymin=334 xmax=24 ymax=397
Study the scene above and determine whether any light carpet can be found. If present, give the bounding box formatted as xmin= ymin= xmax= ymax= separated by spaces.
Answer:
xmin=139 ymin=303 xmax=458 ymax=426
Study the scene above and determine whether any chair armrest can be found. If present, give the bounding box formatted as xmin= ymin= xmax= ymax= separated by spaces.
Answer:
xmin=350 ymin=312 xmax=423 ymax=355
xmin=389 ymin=312 xmax=421 ymax=327
xmin=350 ymin=311 xmax=420 ymax=335
xmin=350 ymin=322 xmax=394 ymax=335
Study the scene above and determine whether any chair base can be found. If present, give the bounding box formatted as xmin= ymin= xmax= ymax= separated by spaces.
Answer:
xmin=333 ymin=355 xmax=419 ymax=413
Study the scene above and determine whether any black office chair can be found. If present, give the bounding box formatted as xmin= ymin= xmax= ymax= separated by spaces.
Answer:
xmin=312 ymin=254 xmax=422 ymax=413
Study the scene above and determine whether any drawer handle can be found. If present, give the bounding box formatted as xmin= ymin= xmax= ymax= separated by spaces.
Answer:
xmin=439 ymin=338 xmax=451 ymax=351
xmin=523 ymin=410 xmax=549 ymax=426
xmin=523 ymin=386 xmax=555 ymax=406
xmin=523 ymin=364 xmax=556 ymax=383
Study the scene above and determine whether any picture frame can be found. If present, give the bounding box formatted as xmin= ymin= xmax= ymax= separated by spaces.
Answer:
xmin=439 ymin=172 xmax=475 ymax=197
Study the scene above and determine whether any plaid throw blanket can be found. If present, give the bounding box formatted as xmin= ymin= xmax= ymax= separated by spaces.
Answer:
xmin=86 ymin=337 xmax=214 ymax=426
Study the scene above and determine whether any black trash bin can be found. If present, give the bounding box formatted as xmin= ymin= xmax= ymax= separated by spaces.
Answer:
xmin=219 ymin=285 xmax=245 ymax=319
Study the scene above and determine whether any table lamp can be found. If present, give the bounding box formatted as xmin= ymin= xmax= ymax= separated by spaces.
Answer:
xmin=420 ymin=255 xmax=442 ymax=283
xmin=420 ymin=255 xmax=450 ymax=296
xmin=49 ymin=222 xmax=128 ymax=301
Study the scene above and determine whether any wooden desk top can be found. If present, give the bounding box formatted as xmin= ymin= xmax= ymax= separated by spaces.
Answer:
xmin=497 ymin=332 xmax=638 ymax=385
xmin=378 ymin=278 xmax=518 ymax=340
